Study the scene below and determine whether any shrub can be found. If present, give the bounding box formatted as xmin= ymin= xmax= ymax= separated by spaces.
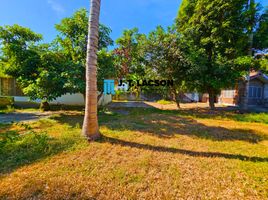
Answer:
xmin=157 ymin=99 xmax=174 ymax=105
xmin=0 ymin=96 xmax=14 ymax=108
xmin=0 ymin=130 xmax=50 ymax=172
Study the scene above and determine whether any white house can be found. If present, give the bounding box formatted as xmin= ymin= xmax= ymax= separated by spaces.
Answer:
xmin=0 ymin=77 xmax=112 ymax=106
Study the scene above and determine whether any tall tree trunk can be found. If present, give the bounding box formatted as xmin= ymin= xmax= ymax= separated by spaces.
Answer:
xmin=171 ymin=88 xmax=180 ymax=109
xmin=82 ymin=0 xmax=101 ymax=141
xmin=208 ymin=89 xmax=215 ymax=110
xmin=40 ymin=101 xmax=50 ymax=111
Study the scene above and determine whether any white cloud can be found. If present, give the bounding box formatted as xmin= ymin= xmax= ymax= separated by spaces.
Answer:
xmin=47 ymin=0 xmax=65 ymax=15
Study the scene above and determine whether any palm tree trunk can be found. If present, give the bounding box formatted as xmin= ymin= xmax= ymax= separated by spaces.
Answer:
xmin=82 ymin=0 xmax=101 ymax=140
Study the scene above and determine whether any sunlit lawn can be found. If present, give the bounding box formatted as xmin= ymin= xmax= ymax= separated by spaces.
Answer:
xmin=0 ymin=106 xmax=267 ymax=199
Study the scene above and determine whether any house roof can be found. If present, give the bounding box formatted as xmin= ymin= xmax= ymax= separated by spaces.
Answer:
xmin=250 ymin=71 xmax=268 ymax=83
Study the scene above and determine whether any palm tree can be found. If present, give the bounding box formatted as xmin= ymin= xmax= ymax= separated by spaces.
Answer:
xmin=82 ymin=0 xmax=101 ymax=140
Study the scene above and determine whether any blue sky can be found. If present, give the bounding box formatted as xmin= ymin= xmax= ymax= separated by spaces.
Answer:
xmin=0 ymin=0 xmax=267 ymax=44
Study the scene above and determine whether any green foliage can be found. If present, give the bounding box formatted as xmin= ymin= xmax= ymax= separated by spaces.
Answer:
xmin=145 ymin=26 xmax=192 ymax=103
xmin=0 ymin=120 xmax=85 ymax=173
xmin=0 ymin=25 xmax=42 ymax=79
xmin=234 ymin=113 xmax=268 ymax=124
xmin=0 ymin=130 xmax=50 ymax=171
xmin=0 ymin=25 xmax=69 ymax=102
xmin=55 ymin=8 xmax=113 ymax=57
xmin=176 ymin=0 xmax=256 ymax=107
xmin=0 ymin=96 xmax=14 ymax=108
xmin=157 ymin=100 xmax=174 ymax=105
xmin=20 ymin=50 xmax=70 ymax=101
xmin=259 ymin=55 xmax=268 ymax=72
xmin=253 ymin=8 xmax=268 ymax=49
xmin=114 ymin=28 xmax=147 ymax=78
xmin=0 ymin=9 xmax=115 ymax=101
xmin=54 ymin=8 xmax=114 ymax=94
xmin=97 ymin=49 xmax=116 ymax=91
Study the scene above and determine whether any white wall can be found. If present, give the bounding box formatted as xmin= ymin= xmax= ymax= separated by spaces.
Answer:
xmin=14 ymin=93 xmax=112 ymax=106
xmin=185 ymin=93 xmax=199 ymax=102
xmin=51 ymin=93 xmax=84 ymax=105
xmin=98 ymin=93 xmax=112 ymax=106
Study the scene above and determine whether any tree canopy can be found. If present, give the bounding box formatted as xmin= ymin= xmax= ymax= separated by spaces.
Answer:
xmin=54 ymin=8 xmax=114 ymax=95
xmin=0 ymin=25 xmax=69 ymax=110
xmin=145 ymin=26 xmax=192 ymax=107
xmin=176 ymin=0 xmax=258 ymax=109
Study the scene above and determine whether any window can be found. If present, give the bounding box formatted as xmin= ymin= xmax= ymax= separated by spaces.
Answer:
xmin=257 ymin=88 xmax=262 ymax=98
xmin=249 ymin=86 xmax=263 ymax=99
xmin=0 ymin=78 xmax=25 ymax=96
xmin=223 ymin=90 xmax=235 ymax=98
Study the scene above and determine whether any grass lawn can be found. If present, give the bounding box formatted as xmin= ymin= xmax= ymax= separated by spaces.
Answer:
xmin=0 ymin=106 xmax=267 ymax=199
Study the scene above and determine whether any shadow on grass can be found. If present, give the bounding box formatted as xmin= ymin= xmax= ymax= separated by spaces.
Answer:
xmin=50 ymin=110 xmax=121 ymax=128
xmin=0 ymin=126 xmax=80 ymax=175
xmin=104 ymin=109 xmax=266 ymax=143
xmin=51 ymin=108 xmax=267 ymax=144
xmin=101 ymin=136 xmax=268 ymax=163
xmin=153 ymin=107 xmax=268 ymax=124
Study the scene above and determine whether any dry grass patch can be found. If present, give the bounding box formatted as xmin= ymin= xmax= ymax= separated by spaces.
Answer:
xmin=0 ymin=108 xmax=267 ymax=199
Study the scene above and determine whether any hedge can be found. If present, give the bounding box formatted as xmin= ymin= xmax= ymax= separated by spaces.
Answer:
xmin=0 ymin=96 xmax=14 ymax=108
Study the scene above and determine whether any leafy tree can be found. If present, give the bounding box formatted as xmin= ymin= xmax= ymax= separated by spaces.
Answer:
xmin=145 ymin=26 xmax=192 ymax=108
xmin=113 ymin=28 xmax=147 ymax=99
xmin=0 ymin=25 xmax=69 ymax=110
xmin=253 ymin=7 xmax=268 ymax=73
xmin=0 ymin=24 xmax=42 ymax=79
xmin=20 ymin=49 xmax=70 ymax=110
xmin=113 ymin=28 xmax=146 ymax=78
xmin=54 ymin=8 xmax=114 ymax=97
xmin=97 ymin=49 xmax=116 ymax=92
xmin=253 ymin=7 xmax=268 ymax=50
xmin=177 ymin=0 xmax=251 ymax=109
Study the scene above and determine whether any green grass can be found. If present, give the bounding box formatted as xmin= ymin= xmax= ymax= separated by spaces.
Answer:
xmin=0 ymin=106 xmax=15 ymax=114
xmin=156 ymin=99 xmax=175 ymax=105
xmin=150 ymin=108 xmax=268 ymax=124
xmin=234 ymin=112 xmax=268 ymax=124
xmin=0 ymin=108 xmax=267 ymax=199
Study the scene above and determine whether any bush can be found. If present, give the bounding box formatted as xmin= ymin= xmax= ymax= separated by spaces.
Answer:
xmin=0 ymin=96 xmax=14 ymax=108
xmin=0 ymin=130 xmax=50 ymax=172
xmin=157 ymin=99 xmax=174 ymax=105
xmin=234 ymin=113 xmax=268 ymax=124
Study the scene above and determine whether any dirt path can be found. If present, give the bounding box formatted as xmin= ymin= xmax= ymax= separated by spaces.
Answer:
xmin=108 ymin=101 xmax=154 ymax=108
xmin=0 ymin=112 xmax=51 ymax=124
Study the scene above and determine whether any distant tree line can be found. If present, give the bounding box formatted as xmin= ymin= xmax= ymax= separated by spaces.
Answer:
xmin=0 ymin=0 xmax=267 ymax=110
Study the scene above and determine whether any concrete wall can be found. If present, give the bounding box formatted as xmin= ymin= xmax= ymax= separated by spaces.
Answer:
xmin=185 ymin=93 xmax=199 ymax=102
xmin=218 ymin=90 xmax=238 ymax=105
xmin=98 ymin=93 xmax=112 ymax=106
xmin=14 ymin=93 xmax=112 ymax=106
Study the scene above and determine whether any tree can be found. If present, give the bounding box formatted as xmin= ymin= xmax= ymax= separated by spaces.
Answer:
xmin=145 ymin=26 xmax=191 ymax=108
xmin=253 ymin=7 xmax=268 ymax=50
xmin=0 ymin=25 xmax=68 ymax=110
xmin=97 ymin=49 xmax=116 ymax=93
xmin=113 ymin=28 xmax=147 ymax=99
xmin=113 ymin=28 xmax=146 ymax=78
xmin=54 ymin=8 xmax=113 ymax=97
xmin=240 ymin=0 xmax=259 ymax=110
xmin=21 ymin=49 xmax=71 ymax=111
xmin=177 ymin=0 xmax=251 ymax=109
xmin=82 ymin=0 xmax=101 ymax=140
